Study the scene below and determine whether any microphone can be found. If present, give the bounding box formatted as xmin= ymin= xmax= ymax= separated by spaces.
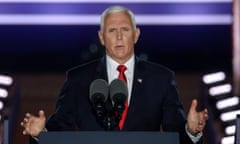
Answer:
xmin=109 ymin=79 xmax=128 ymax=121
xmin=89 ymin=79 xmax=108 ymax=118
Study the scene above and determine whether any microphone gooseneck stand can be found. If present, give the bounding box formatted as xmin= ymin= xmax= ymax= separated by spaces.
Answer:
xmin=93 ymin=102 xmax=123 ymax=130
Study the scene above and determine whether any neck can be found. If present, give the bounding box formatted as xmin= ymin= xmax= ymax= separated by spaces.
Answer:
xmin=107 ymin=55 xmax=134 ymax=65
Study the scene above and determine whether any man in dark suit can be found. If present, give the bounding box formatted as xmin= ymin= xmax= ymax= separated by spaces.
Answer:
xmin=21 ymin=5 xmax=208 ymax=144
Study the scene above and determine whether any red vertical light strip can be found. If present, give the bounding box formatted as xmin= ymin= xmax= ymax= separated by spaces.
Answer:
xmin=233 ymin=0 xmax=240 ymax=95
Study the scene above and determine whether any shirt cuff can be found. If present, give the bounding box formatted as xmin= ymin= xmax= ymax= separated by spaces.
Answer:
xmin=32 ymin=136 xmax=39 ymax=141
xmin=31 ymin=128 xmax=48 ymax=141
xmin=185 ymin=124 xmax=202 ymax=143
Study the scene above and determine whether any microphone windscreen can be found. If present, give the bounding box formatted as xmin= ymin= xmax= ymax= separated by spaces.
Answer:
xmin=89 ymin=79 xmax=108 ymax=103
xmin=109 ymin=79 xmax=128 ymax=103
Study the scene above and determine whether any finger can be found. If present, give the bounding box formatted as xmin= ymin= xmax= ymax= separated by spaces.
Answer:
xmin=200 ymin=111 xmax=206 ymax=119
xmin=23 ymin=130 xmax=27 ymax=135
xmin=23 ymin=128 xmax=31 ymax=135
xmin=39 ymin=110 xmax=46 ymax=119
xmin=202 ymin=109 xmax=208 ymax=120
xmin=25 ymin=113 xmax=31 ymax=118
xmin=198 ymin=120 xmax=207 ymax=132
xmin=26 ymin=127 xmax=30 ymax=133
xmin=24 ymin=117 xmax=32 ymax=128
xmin=21 ymin=121 xmax=29 ymax=128
xmin=23 ymin=118 xmax=28 ymax=123
xmin=204 ymin=108 xmax=208 ymax=113
xmin=22 ymin=127 xmax=30 ymax=136
xmin=198 ymin=120 xmax=206 ymax=126
xmin=204 ymin=113 xmax=208 ymax=120
xmin=190 ymin=99 xmax=198 ymax=112
xmin=20 ymin=122 xmax=24 ymax=127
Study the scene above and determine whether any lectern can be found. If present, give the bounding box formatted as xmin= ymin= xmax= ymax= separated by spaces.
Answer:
xmin=39 ymin=131 xmax=179 ymax=144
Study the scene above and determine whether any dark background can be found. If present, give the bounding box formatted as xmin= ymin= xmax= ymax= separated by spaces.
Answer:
xmin=0 ymin=25 xmax=232 ymax=73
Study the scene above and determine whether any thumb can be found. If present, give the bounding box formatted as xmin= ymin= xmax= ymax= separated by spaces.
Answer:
xmin=190 ymin=99 xmax=198 ymax=112
xmin=38 ymin=110 xmax=46 ymax=119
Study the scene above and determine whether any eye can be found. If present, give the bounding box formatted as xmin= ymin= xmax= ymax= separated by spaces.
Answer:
xmin=108 ymin=28 xmax=116 ymax=33
xmin=122 ymin=27 xmax=129 ymax=31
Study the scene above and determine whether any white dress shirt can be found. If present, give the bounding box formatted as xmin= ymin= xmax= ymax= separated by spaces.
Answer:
xmin=106 ymin=55 xmax=134 ymax=104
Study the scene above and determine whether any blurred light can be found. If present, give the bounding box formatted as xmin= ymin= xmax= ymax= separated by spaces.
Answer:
xmin=0 ymin=0 xmax=232 ymax=3
xmin=225 ymin=125 xmax=236 ymax=135
xmin=202 ymin=72 xmax=226 ymax=84
xmin=0 ymin=15 xmax=232 ymax=25
xmin=0 ymin=101 xmax=4 ymax=110
xmin=137 ymin=15 xmax=232 ymax=25
xmin=209 ymin=84 xmax=232 ymax=96
xmin=220 ymin=110 xmax=240 ymax=122
xmin=221 ymin=136 xmax=235 ymax=144
xmin=0 ymin=75 xmax=13 ymax=86
xmin=139 ymin=53 xmax=149 ymax=61
xmin=216 ymin=96 xmax=239 ymax=110
xmin=89 ymin=43 xmax=98 ymax=54
xmin=80 ymin=51 xmax=90 ymax=61
xmin=0 ymin=88 xmax=8 ymax=98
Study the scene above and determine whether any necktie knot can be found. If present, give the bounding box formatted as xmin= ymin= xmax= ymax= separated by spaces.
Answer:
xmin=117 ymin=65 xmax=127 ymax=83
xmin=117 ymin=65 xmax=127 ymax=73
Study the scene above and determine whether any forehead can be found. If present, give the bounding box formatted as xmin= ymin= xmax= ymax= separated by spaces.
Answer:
xmin=104 ymin=12 xmax=132 ymax=26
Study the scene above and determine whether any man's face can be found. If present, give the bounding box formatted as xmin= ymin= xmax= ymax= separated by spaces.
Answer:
xmin=98 ymin=12 xmax=140 ymax=64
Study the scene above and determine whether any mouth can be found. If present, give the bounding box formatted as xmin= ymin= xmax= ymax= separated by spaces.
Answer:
xmin=115 ymin=45 xmax=124 ymax=48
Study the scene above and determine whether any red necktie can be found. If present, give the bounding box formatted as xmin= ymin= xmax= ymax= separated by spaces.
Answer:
xmin=117 ymin=65 xmax=128 ymax=130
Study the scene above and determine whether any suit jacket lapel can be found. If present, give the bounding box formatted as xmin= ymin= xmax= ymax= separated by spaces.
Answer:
xmin=130 ymin=56 xmax=145 ymax=108
xmin=124 ymin=57 xmax=146 ymax=129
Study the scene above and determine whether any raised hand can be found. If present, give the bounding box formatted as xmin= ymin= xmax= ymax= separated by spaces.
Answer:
xmin=20 ymin=110 xmax=46 ymax=137
xmin=187 ymin=99 xmax=208 ymax=135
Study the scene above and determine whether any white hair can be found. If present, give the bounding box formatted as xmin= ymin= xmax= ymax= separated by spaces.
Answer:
xmin=100 ymin=6 xmax=137 ymax=31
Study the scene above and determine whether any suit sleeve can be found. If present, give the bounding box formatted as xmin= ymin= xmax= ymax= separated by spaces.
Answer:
xmin=45 ymin=73 xmax=78 ymax=131
xmin=29 ymin=75 xmax=76 ymax=144
xmin=161 ymin=72 xmax=202 ymax=144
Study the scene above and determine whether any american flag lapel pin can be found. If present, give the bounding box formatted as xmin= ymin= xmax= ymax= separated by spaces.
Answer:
xmin=137 ymin=78 xmax=142 ymax=84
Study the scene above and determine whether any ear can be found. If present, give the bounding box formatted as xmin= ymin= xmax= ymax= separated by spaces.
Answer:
xmin=98 ymin=31 xmax=105 ymax=46
xmin=134 ymin=28 xmax=141 ymax=44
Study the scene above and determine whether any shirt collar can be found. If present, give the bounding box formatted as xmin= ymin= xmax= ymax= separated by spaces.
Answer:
xmin=106 ymin=55 xmax=135 ymax=83
xmin=106 ymin=55 xmax=135 ymax=72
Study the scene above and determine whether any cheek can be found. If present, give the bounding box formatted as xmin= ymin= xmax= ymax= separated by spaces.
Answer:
xmin=104 ymin=39 xmax=116 ymax=50
xmin=126 ymin=37 xmax=135 ymax=46
xmin=105 ymin=39 xmax=114 ymax=46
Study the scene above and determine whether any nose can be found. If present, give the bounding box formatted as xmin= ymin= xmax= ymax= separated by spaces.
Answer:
xmin=116 ymin=30 xmax=123 ymax=40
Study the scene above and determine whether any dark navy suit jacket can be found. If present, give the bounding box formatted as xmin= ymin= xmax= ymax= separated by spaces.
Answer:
xmin=31 ymin=56 xmax=202 ymax=144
